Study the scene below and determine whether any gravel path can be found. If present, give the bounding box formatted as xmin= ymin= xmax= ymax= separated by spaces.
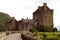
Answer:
xmin=0 ymin=32 xmax=6 ymax=39
xmin=1 ymin=33 xmax=22 ymax=40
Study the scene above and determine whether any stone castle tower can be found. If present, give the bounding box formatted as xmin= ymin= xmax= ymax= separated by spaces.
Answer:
xmin=33 ymin=3 xmax=53 ymax=27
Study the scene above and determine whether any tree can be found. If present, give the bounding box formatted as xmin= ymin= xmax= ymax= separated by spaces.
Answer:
xmin=53 ymin=27 xmax=57 ymax=32
xmin=0 ymin=12 xmax=11 ymax=31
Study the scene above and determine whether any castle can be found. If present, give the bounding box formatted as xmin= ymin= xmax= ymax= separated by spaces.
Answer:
xmin=33 ymin=3 xmax=53 ymax=27
xmin=6 ymin=3 xmax=55 ymax=31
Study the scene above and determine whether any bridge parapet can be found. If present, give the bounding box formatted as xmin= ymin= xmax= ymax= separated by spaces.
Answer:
xmin=21 ymin=31 xmax=41 ymax=40
xmin=6 ymin=31 xmax=41 ymax=40
xmin=6 ymin=31 xmax=21 ymax=35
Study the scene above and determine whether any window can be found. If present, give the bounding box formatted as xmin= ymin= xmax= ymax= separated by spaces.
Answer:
xmin=45 ymin=16 xmax=48 ymax=20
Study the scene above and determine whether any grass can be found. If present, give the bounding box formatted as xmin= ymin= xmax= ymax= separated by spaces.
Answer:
xmin=33 ymin=32 xmax=60 ymax=40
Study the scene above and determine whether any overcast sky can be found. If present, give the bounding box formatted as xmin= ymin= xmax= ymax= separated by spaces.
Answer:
xmin=0 ymin=0 xmax=60 ymax=29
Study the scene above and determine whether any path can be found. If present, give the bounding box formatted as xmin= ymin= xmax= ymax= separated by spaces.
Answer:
xmin=1 ymin=33 xmax=22 ymax=40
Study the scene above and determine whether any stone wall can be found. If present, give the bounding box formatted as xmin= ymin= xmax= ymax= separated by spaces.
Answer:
xmin=6 ymin=17 xmax=33 ymax=31
xmin=6 ymin=17 xmax=17 ymax=31
xmin=21 ymin=31 xmax=40 ymax=40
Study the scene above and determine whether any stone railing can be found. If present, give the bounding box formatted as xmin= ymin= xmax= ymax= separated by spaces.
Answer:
xmin=6 ymin=31 xmax=20 ymax=35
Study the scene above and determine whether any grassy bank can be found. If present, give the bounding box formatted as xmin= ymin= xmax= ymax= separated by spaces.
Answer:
xmin=33 ymin=32 xmax=60 ymax=40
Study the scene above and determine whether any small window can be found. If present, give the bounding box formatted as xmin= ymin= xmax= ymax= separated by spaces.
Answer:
xmin=45 ymin=16 xmax=48 ymax=20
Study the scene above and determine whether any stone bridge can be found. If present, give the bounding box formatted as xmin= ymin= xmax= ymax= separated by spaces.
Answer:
xmin=0 ymin=31 xmax=41 ymax=40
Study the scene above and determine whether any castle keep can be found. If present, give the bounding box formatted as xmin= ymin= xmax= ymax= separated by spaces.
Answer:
xmin=33 ymin=3 xmax=53 ymax=27
xmin=6 ymin=3 xmax=55 ymax=31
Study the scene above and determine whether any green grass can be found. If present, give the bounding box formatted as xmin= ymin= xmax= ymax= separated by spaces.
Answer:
xmin=33 ymin=32 xmax=60 ymax=40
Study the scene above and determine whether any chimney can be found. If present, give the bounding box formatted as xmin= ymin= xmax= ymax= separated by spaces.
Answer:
xmin=43 ymin=3 xmax=47 ymax=6
xmin=43 ymin=3 xmax=47 ymax=11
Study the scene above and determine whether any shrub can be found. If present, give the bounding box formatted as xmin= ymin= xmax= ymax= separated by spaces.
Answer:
xmin=57 ymin=34 xmax=60 ymax=37
xmin=43 ymin=33 xmax=47 ymax=38
xmin=29 ymin=27 xmax=38 ymax=33
xmin=53 ymin=33 xmax=55 ymax=35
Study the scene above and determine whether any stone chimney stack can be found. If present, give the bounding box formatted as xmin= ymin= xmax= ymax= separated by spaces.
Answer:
xmin=43 ymin=3 xmax=47 ymax=11
xmin=43 ymin=3 xmax=47 ymax=6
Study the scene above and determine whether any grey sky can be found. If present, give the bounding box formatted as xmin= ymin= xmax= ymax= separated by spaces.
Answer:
xmin=0 ymin=0 xmax=60 ymax=28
